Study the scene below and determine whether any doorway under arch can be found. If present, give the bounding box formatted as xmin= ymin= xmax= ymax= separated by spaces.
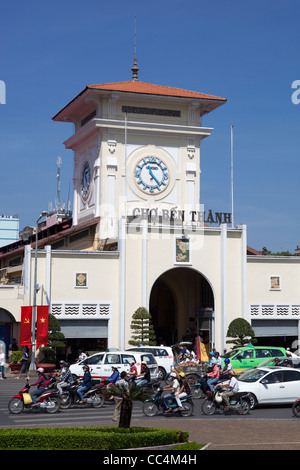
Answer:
xmin=149 ymin=267 xmax=214 ymax=347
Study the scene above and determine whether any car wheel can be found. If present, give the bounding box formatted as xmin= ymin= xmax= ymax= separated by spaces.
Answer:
xmin=157 ymin=367 xmax=166 ymax=381
xmin=248 ymin=393 xmax=257 ymax=409
xmin=292 ymin=402 xmax=300 ymax=418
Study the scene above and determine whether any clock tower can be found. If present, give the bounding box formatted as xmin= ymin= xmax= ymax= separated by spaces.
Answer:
xmin=53 ymin=67 xmax=226 ymax=243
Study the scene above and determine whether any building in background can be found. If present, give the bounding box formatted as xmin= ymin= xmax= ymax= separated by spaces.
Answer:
xmin=0 ymin=215 xmax=19 ymax=248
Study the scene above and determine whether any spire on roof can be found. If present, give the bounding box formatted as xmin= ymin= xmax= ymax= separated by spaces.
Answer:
xmin=131 ymin=56 xmax=139 ymax=81
xmin=131 ymin=14 xmax=139 ymax=81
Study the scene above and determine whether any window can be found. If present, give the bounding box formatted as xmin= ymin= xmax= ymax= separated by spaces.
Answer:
xmin=121 ymin=354 xmax=136 ymax=365
xmin=236 ymin=350 xmax=254 ymax=359
xmin=141 ymin=354 xmax=156 ymax=364
xmin=270 ymin=349 xmax=284 ymax=357
xmin=283 ymin=370 xmax=300 ymax=382
xmin=265 ymin=371 xmax=283 ymax=383
xmin=85 ymin=354 xmax=103 ymax=365
xmin=256 ymin=349 xmax=271 ymax=359
xmin=105 ymin=354 xmax=121 ymax=365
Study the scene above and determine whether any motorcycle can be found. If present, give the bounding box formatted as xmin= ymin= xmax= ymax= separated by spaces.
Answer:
xmin=201 ymin=388 xmax=251 ymax=415
xmin=8 ymin=381 xmax=60 ymax=414
xmin=191 ymin=373 xmax=231 ymax=400
xmin=143 ymin=387 xmax=194 ymax=417
xmin=59 ymin=380 xmax=105 ymax=409
xmin=292 ymin=398 xmax=300 ymax=418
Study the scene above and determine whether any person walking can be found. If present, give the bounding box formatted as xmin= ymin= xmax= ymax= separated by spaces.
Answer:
xmin=17 ymin=348 xmax=29 ymax=380
xmin=0 ymin=348 xmax=6 ymax=379
xmin=112 ymin=371 xmax=129 ymax=422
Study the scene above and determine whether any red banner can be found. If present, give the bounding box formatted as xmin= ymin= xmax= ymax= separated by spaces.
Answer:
xmin=36 ymin=305 xmax=49 ymax=350
xmin=20 ymin=306 xmax=32 ymax=349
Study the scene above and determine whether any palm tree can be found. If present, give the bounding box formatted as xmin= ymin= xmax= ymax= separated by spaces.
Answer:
xmin=105 ymin=383 xmax=153 ymax=428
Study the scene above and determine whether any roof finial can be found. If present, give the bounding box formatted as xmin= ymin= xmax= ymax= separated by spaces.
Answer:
xmin=131 ymin=15 xmax=139 ymax=81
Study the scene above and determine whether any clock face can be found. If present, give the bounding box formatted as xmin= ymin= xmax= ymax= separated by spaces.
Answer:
xmin=134 ymin=156 xmax=169 ymax=194
xmin=81 ymin=161 xmax=91 ymax=197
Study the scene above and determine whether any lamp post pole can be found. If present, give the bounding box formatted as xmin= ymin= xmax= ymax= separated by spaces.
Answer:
xmin=29 ymin=211 xmax=47 ymax=371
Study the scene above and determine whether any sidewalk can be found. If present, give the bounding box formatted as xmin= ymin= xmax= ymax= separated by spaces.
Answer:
xmin=126 ymin=418 xmax=300 ymax=450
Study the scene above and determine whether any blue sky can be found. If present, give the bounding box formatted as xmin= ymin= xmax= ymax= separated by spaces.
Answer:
xmin=0 ymin=0 xmax=299 ymax=252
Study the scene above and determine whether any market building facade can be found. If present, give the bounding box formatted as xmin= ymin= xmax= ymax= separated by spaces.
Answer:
xmin=0 ymin=70 xmax=299 ymax=359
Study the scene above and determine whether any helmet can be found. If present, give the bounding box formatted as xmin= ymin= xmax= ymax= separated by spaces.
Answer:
xmin=170 ymin=372 xmax=177 ymax=378
xmin=178 ymin=372 xmax=185 ymax=378
xmin=215 ymin=393 xmax=223 ymax=403
xmin=83 ymin=365 xmax=89 ymax=371
xmin=37 ymin=367 xmax=44 ymax=373
xmin=225 ymin=358 xmax=230 ymax=363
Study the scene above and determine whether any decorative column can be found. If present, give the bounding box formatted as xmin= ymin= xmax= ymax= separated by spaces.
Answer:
xmin=221 ymin=223 xmax=228 ymax=353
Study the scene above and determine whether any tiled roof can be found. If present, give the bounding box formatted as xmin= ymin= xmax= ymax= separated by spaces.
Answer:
xmin=87 ymin=81 xmax=226 ymax=101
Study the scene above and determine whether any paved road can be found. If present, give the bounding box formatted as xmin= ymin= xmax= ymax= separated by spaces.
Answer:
xmin=1 ymin=375 xmax=300 ymax=450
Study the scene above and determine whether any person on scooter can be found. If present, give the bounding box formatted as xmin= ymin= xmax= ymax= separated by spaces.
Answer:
xmin=29 ymin=368 xmax=47 ymax=404
xmin=207 ymin=362 xmax=220 ymax=392
xmin=77 ymin=365 xmax=93 ymax=404
xmin=173 ymin=372 xmax=191 ymax=412
xmin=219 ymin=371 xmax=239 ymax=410
xmin=163 ymin=371 xmax=180 ymax=412
xmin=136 ymin=361 xmax=151 ymax=387
xmin=220 ymin=358 xmax=233 ymax=379
xmin=57 ymin=362 xmax=74 ymax=395
xmin=129 ymin=361 xmax=138 ymax=383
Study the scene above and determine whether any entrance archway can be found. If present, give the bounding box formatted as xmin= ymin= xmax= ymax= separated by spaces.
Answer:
xmin=0 ymin=308 xmax=16 ymax=355
xmin=149 ymin=267 xmax=214 ymax=347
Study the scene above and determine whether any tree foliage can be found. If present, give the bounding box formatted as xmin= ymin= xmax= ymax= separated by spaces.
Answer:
xmin=226 ymin=318 xmax=256 ymax=348
xmin=41 ymin=314 xmax=66 ymax=362
xmin=129 ymin=307 xmax=156 ymax=346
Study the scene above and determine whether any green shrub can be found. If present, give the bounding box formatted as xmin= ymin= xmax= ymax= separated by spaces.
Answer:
xmin=0 ymin=427 xmax=189 ymax=450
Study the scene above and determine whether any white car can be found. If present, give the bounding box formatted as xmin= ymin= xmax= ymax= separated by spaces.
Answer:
xmin=69 ymin=350 xmax=159 ymax=381
xmin=126 ymin=346 xmax=175 ymax=380
xmin=236 ymin=366 xmax=300 ymax=407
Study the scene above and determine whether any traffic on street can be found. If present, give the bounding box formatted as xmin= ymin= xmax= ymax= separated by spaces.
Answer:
xmin=0 ymin=373 xmax=298 ymax=429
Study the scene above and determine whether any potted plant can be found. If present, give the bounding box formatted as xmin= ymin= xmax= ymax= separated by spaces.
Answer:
xmin=9 ymin=350 xmax=23 ymax=371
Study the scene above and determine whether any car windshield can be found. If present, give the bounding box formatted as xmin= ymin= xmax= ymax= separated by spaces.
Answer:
xmin=222 ymin=349 xmax=241 ymax=359
xmin=238 ymin=369 xmax=268 ymax=383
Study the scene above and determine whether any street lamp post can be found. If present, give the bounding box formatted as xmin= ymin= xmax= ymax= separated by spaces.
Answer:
xmin=29 ymin=211 xmax=48 ymax=371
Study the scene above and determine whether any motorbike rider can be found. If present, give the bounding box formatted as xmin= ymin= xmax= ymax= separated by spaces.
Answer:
xmin=162 ymin=371 xmax=181 ymax=412
xmin=220 ymin=358 xmax=233 ymax=379
xmin=129 ymin=361 xmax=138 ymax=383
xmin=57 ymin=362 xmax=74 ymax=395
xmin=219 ymin=371 xmax=239 ymax=410
xmin=29 ymin=367 xmax=47 ymax=405
xmin=207 ymin=362 xmax=220 ymax=392
xmin=136 ymin=361 xmax=151 ymax=387
xmin=77 ymin=364 xmax=93 ymax=404
xmin=173 ymin=371 xmax=191 ymax=411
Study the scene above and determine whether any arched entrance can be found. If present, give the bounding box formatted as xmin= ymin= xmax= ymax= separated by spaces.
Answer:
xmin=149 ymin=267 xmax=214 ymax=347
xmin=0 ymin=308 xmax=16 ymax=355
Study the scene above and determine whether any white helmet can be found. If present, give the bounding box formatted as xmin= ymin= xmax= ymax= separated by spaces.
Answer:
xmin=170 ymin=372 xmax=177 ymax=378
xmin=215 ymin=393 xmax=223 ymax=403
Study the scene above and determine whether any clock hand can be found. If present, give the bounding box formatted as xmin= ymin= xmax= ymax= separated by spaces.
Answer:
xmin=147 ymin=165 xmax=160 ymax=185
